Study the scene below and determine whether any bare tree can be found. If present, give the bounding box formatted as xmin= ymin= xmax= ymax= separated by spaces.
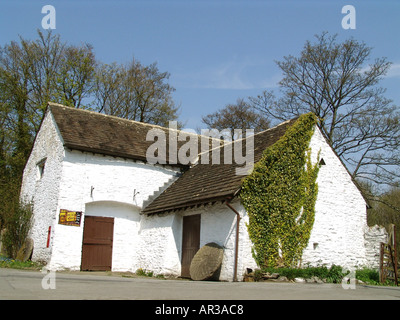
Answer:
xmin=201 ymin=98 xmax=270 ymax=140
xmin=250 ymin=32 xmax=400 ymax=191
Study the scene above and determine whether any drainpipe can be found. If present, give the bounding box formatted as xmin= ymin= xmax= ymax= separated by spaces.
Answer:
xmin=225 ymin=198 xmax=240 ymax=282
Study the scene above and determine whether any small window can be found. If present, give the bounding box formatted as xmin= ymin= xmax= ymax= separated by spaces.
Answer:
xmin=37 ymin=158 xmax=47 ymax=180
xmin=319 ymin=158 xmax=326 ymax=166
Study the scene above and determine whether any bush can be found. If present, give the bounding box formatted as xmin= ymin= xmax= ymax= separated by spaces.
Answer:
xmin=1 ymin=202 xmax=33 ymax=259
xmin=259 ymin=265 xmax=389 ymax=285
xmin=356 ymin=268 xmax=380 ymax=285
xmin=261 ymin=265 xmax=347 ymax=283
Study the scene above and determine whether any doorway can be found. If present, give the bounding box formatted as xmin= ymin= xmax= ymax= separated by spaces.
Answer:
xmin=181 ymin=214 xmax=201 ymax=278
xmin=81 ymin=216 xmax=114 ymax=271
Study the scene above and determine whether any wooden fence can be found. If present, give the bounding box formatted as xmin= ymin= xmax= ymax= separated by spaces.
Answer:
xmin=379 ymin=224 xmax=398 ymax=286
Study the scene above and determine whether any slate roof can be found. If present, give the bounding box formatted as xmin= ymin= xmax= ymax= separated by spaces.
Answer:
xmin=48 ymin=102 xmax=216 ymax=166
xmin=141 ymin=118 xmax=298 ymax=215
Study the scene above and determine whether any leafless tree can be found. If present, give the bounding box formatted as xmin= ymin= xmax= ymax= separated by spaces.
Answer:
xmin=250 ymin=32 xmax=400 ymax=192
xmin=201 ymin=98 xmax=270 ymax=140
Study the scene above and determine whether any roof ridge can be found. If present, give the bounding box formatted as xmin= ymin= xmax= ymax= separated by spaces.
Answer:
xmin=194 ymin=116 xmax=298 ymax=160
xmin=47 ymin=102 xmax=176 ymax=131
xmin=47 ymin=102 xmax=221 ymax=141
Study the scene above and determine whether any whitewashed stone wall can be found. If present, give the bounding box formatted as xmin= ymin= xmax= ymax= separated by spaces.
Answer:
xmin=301 ymin=126 xmax=369 ymax=269
xmin=155 ymin=200 xmax=257 ymax=281
xmin=20 ymin=111 xmax=65 ymax=263
xmin=47 ymin=150 xmax=180 ymax=271
xmin=135 ymin=213 xmax=182 ymax=275
xmin=364 ymin=225 xmax=387 ymax=269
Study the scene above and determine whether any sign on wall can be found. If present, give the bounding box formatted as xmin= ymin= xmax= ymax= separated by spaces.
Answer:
xmin=59 ymin=209 xmax=82 ymax=226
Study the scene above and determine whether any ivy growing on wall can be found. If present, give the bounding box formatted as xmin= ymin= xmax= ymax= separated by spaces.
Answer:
xmin=240 ymin=113 xmax=320 ymax=268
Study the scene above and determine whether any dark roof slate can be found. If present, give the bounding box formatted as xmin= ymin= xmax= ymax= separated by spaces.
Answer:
xmin=141 ymin=118 xmax=298 ymax=214
xmin=48 ymin=102 xmax=214 ymax=166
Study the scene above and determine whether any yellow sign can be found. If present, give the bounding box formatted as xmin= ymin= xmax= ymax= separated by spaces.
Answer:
xmin=59 ymin=209 xmax=82 ymax=226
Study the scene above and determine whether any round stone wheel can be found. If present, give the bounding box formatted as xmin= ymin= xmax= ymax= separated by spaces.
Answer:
xmin=189 ymin=242 xmax=224 ymax=281
xmin=16 ymin=238 xmax=34 ymax=262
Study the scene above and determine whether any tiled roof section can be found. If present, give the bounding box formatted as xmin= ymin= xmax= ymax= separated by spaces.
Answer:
xmin=141 ymin=118 xmax=298 ymax=215
xmin=48 ymin=102 xmax=217 ymax=166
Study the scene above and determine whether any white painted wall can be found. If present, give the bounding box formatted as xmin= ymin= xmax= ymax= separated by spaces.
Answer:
xmin=20 ymin=110 xmax=65 ymax=263
xmin=136 ymin=213 xmax=182 ymax=275
xmin=364 ymin=225 xmax=387 ymax=269
xmin=153 ymin=201 xmax=257 ymax=281
xmin=47 ymin=150 xmax=181 ymax=271
xmin=302 ymin=126 xmax=369 ymax=269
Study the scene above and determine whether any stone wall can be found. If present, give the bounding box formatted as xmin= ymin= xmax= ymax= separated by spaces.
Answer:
xmin=300 ymin=127 xmax=369 ymax=269
xmin=364 ymin=225 xmax=388 ymax=270
xmin=159 ymin=200 xmax=258 ymax=282
xmin=47 ymin=150 xmax=181 ymax=271
xmin=20 ymin=110 xmax=65 ymax=264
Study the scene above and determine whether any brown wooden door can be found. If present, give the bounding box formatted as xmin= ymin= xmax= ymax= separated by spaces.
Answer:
xmin=81 ymin=216 xmax=114 ymax=271
xmin=181 ymin=214 xmax=201 ymax=278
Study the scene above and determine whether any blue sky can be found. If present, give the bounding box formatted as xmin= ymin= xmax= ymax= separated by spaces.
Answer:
xmin=1 ymin=0 xmax=399 ymax=129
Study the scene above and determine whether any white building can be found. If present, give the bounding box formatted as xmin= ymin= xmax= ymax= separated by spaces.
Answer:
xmin=20 ymin=102 xmax=385 ymax=281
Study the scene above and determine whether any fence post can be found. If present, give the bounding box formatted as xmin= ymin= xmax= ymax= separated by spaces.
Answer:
xmin=379 ymin=242 xmax=384 ymax=283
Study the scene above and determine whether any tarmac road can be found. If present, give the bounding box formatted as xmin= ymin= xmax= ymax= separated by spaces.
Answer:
xmin=1 ymin=267 xmax=400 ymax=300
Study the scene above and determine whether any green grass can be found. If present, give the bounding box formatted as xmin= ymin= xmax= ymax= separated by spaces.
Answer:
xmin=0 ymin=255 xmax=43 ymax=270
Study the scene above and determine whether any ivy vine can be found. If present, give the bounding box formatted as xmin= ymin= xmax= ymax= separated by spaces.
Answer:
xmin=240 ymin=113 xmax=320 ymax=268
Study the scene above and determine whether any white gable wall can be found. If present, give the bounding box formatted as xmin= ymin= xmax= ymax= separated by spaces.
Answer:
xmin=20 ymin=110 xmax=65 ymax=263
xmin=301 ymin=126 xmax=368 ymax=269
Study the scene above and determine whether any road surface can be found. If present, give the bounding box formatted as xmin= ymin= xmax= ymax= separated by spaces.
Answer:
xmin=1 ymin=268 xmax=399 ymax=300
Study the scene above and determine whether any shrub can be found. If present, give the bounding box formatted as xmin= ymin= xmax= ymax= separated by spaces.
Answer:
xmin=1 ymin=202 xmax=33 ymax=259
xmin=325 ymin=265 xmax=346 ymax=283
xmin=261 ymin=265 xmax=346 ymax=283
xmin=356 ymin=268 xmax=380 ymax=285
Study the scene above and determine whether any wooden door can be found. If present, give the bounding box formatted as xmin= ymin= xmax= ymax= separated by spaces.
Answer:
xmin=81 ymin=216 xmax=114 ymax=271
xmin=181 ymin=214 xmax=201 ymax=278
